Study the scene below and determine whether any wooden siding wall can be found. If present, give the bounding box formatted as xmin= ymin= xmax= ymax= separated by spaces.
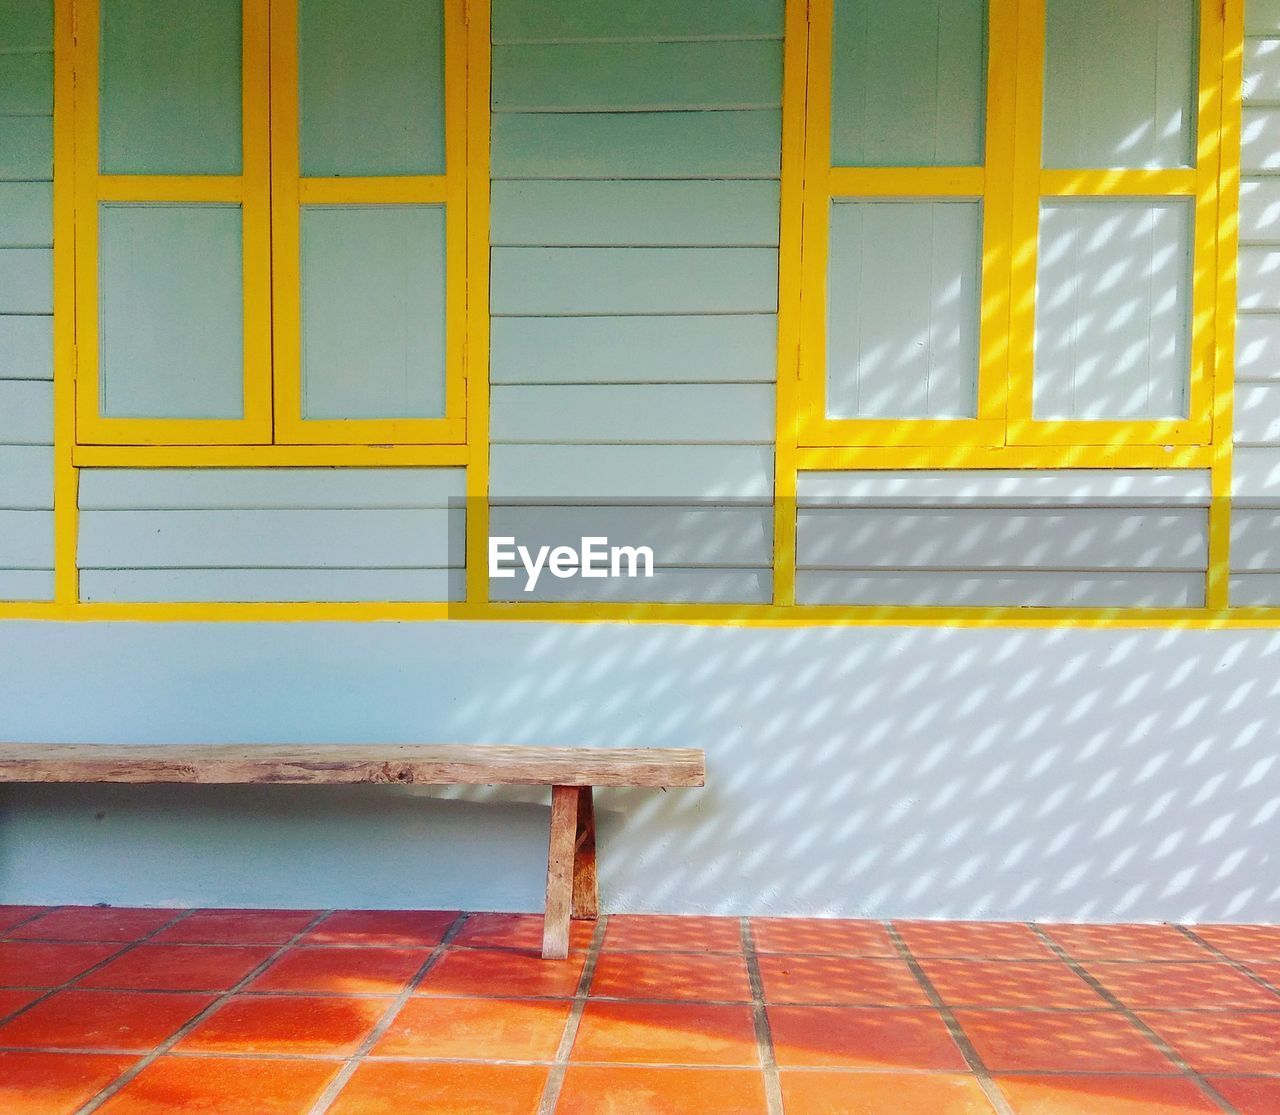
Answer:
xmin=797 ymin=470 xmax=1211 ymax=608
xmin=0 ymin=0 xmax=54 ymax=601
xmin=486 ymin=0 xmax=783 ymax=603
xmin=0 ymin=0 xmax=1255 ymax=614
xmin=1235 ymin=0 xmax=1280 ymax=604
xmin=77 ymin=469 xmax=465 ymax=602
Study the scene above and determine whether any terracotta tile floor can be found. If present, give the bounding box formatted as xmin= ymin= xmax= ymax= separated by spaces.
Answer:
xmin=0 ymin=907 xmax=1277 ymax=1113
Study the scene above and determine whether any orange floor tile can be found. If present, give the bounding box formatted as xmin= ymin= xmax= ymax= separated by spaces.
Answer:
xmin=0 ymin=907 xmax=1276 ymax=1112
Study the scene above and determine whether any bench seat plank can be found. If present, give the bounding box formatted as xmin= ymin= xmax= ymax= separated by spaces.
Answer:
xmin=0 ymin=743 xmax=706 ymax=788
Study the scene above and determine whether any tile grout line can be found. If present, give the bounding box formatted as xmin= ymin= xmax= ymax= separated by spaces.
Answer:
xmin=537 ymin=915 xmax=609 ymax=1115
xmin=741 ymin=917 xmax=784 ymax=1115
xmin=306 ymin=911 xmax=471 ymax=1115
xmin=0 ymin=904 xmax=70 ymax=940
xmin=0 ymin=906 xmax=200 ymax=1031
xmin=1028 ymin=925 xmax=1238 ymax=1115
xmin=1176 ymin=926 xmax=1280 ymax=1000
xmin=885 ymin=922 xmax=1015 ymax=1115
xmin=5 ymin=985 xmax=1278 ymax=1012
xmin=72 ymin=909 xmax=336 ymax=1115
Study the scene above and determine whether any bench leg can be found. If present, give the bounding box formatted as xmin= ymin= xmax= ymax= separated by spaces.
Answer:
xmin=543 ymin=785 xmax=579 ymax=959
xmin=571 ymin=786 xmax=598 ymax=921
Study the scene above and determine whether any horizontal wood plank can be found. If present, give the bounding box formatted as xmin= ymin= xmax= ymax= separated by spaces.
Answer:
xmin=491 ymin=313 xmax=777 ymax=385
xmin=1232 ymin=447 xmax=1280 ymax=500
xmin=0 ymin=54 xmax=52 ymax=115
xmin=1245 ymin=37 xmax=1280 ymax=102
xmin=797 ymin=570 xmax=1205 ymax=609
xmin=0 ymin=248 xmax=52 ymax=314
xmin=0 ymin=508 xmax=51 ymax=566
xmin=489 ymin=444 xmax=773 ymax=500
xmin=797 ymin=507 xmax=1209 ymax=571
xmin=491 ymin=247 xmax=778 ymax=315
xmin=491 ymin=383 xmax=775 ymax=444
xmin=493 ymin=0 xmax=783 ymax=43
xmin=1236 ymin=382 xmax=1280 ymax=444
xmin=796 ymin=469 xmax=1213 ymax=506
xmin=488 ymin=504 xmax=773 ymax=566
xmin=0 ymin=744 xmax=707 ymax=788
xmin=0 ymin=568 xmax=53 ymax=601
xmin=492 ymin=41 xmax=781 ymax=112
xmin=79 ymin=467 xmax=465 ymax=510
xmin=0 ymin=445 xmax=53 ymax=509
xmin=1236 ymin=313 xmax=1280 ymax=381
xmin=0 ymin=182 xmax=52 ymax=247
xmin=490 ymin=566 xmax=771 ymax=603
xmin=491 ymin=110 xmax=781 ymax=179
xmin=78 ymin=507 xmax=464 ymax=569
xmin=0 ymin=117 xmax=53 ymax=181
xmin=80 ymin=567 xmax=466 ymax=604
xmin=490 ymin=180 xmax=780 ymax=247
xmin=0 ymin=314 xmax=53 ymax=379
xmin=0 ymin=379 xmax=52 ymax=444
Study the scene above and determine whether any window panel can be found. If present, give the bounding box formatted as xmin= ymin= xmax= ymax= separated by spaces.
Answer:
xmin=99 ymin=0 xmax=243 ymax=175
xmin=300 ymin=205 xmax=446 ymax=420
xmin=98 ymin=204 xmax=245 ymax=420
xmin=1043 ymin=0 xmax=1197 ymax=170
xmin=299 ymin=0 xmax=446 ymax=177
xmin=830 ymin=0 xmax=986 ymax=167
xmin=827 ymin=200 xmax=982 ymax=420
xmin=1034 ymin=199 xmax=1192 ymax=421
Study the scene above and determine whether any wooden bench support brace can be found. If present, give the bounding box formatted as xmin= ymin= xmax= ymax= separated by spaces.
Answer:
xmin=543 ymin=784 xmax=597 ymax=959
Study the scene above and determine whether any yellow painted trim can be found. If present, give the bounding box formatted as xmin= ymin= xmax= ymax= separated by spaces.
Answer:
xmin=70 ymin=0 xmax=101 ymax=451
xmin=794 ymin=0 xmax=833 ymax=445
xmin=1039 ymin=168 xmax=1198 ymax=196
xmin=443 ymin=0 xmax=470 ymax=436
xmin=828 ymin=166 xmax=985 ymax=197
xmin=798 ymin=416 xmax=1005 ymax=448
xmin=1006 ymin=0 xmax=1220 ymax=450
xmin=97 ymin=175 xmax=245 ymax=202
xmin=464 ymin=0 xmax=492 ymax=608
xmin=975 ymin=0 xmax=1017 ymax=433
xmin=794 ymin=0 xmax=1016 ymax=450
xmin=298 ymin=176 xmax=449 ymax=204
xmin=794 ymin=443 xmax=1214 ymax=472
xmin=1208 ymin=0 xmax=1244 ymax=610
xmin=6 ymin=598 xmax=1280 ymax=630
xmin=771 ymin=0 xmax=809 ymax=608
xmin=270 ymin=0 xmax=469 ymax=447
xmin=268 ymin=0 xmax=302 ymax=446
xmin=72 ymin=444 xmax=470 ymax=468
xmin=1005 ymin=0 xmax=1046 ymax=440
xmin=52 ymin=0 xmax=78 ymax=604
xmin=1005 ymin=417 xmax=1213 ymax=447
xmin=71 ymin=0 xmax=274 ymax=448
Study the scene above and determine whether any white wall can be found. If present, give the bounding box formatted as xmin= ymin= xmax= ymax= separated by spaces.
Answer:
xmin=0 ymin=620 xmax=1276 ymax=923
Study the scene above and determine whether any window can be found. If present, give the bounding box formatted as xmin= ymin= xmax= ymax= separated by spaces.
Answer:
xmin=794 ymin=0 xmax=1220 ymax=450
xmin=72 ymin=0 xmax=467 ymax=448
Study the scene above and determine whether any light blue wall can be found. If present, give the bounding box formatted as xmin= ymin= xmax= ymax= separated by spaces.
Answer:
xmin=0 ymin=620 xmax=1277 ymax=923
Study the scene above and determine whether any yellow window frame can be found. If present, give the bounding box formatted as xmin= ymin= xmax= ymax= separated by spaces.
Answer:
xmin=70 ymin=0 xmax=469 ymax=450
xmin=1005 ymin=0 xmax=1222 ymax=449
xmin=72 ymin=0 xmax=274 ymax=447
xmin=792 ymin=0 xmax=1225 ymax=453
xmin=269 ymin=0 xmax=467 ymax=446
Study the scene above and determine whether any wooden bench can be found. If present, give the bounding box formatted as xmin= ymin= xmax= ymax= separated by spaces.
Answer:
xmin=0 ymin=743 xmax=706 ymax=959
